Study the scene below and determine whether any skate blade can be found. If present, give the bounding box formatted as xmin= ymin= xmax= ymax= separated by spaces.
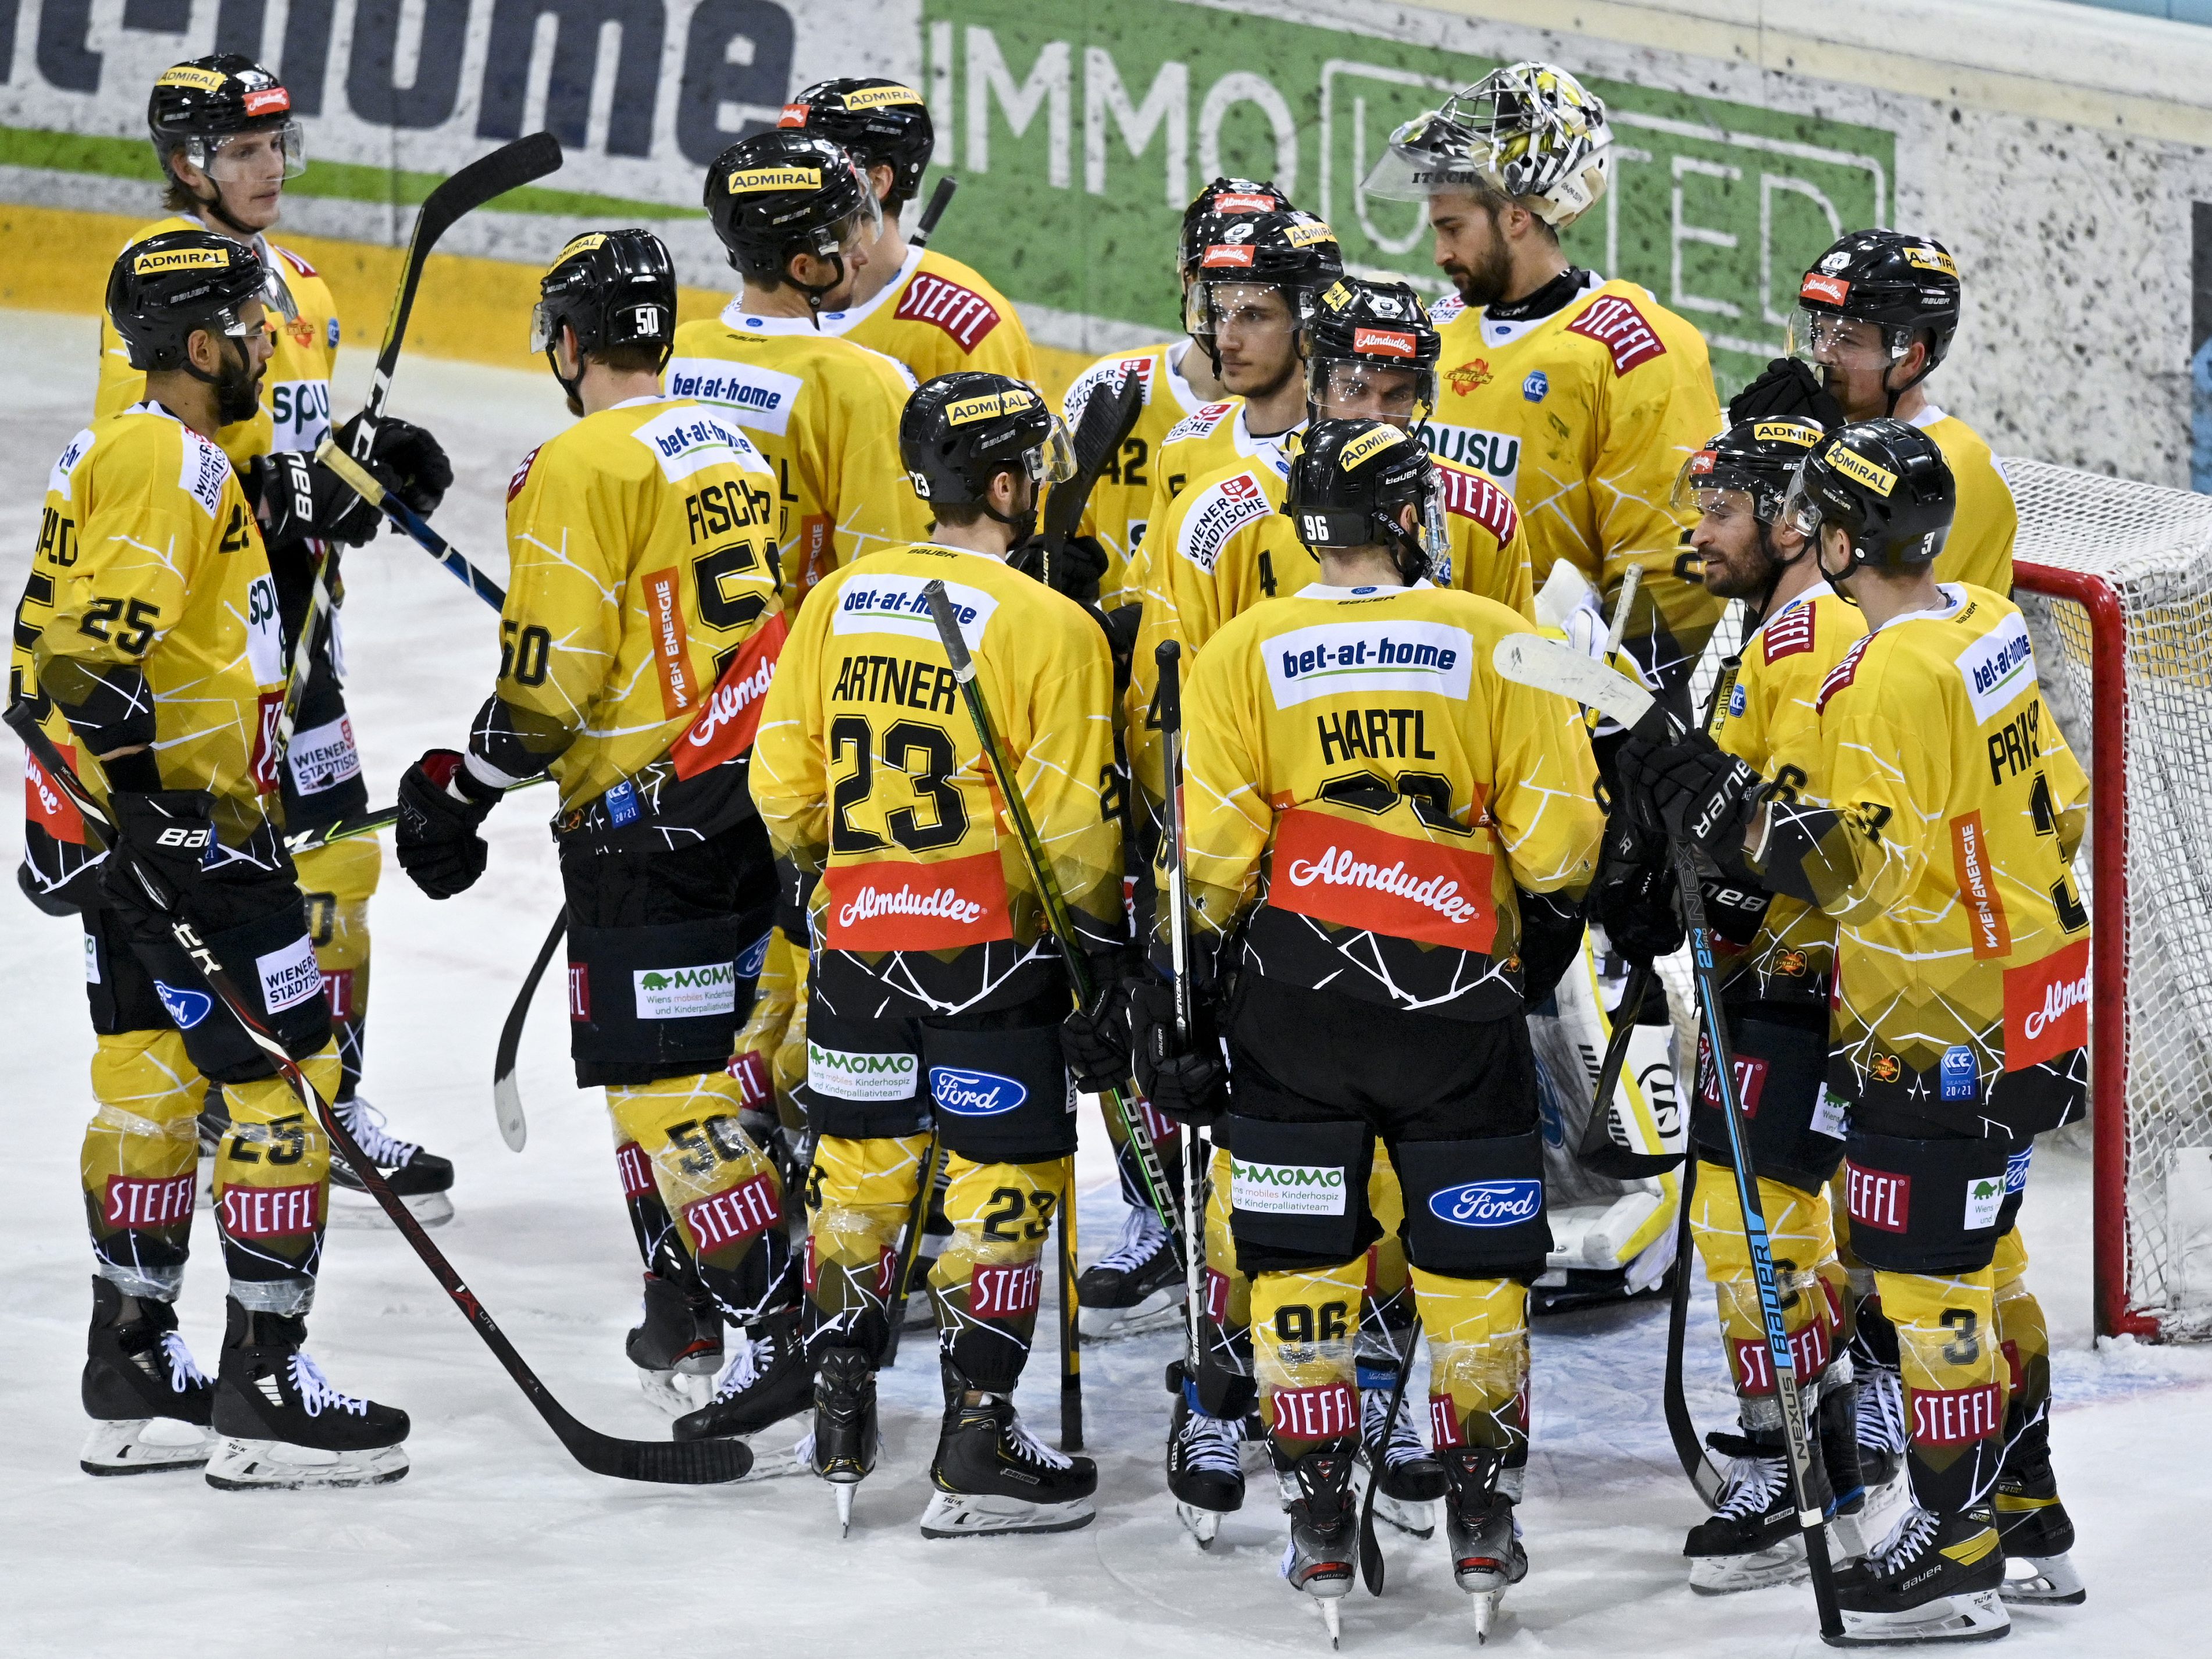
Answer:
xmin=1320 ymin=1596 xmax=1341 ymax=1649
xmin=204 ymin=1437 xmax=409 ymax=1491
xmin=918 ymin=1490 xmax=1097 ymax=1538
xmin=1688 ymin=1535 xmax=1810 ymax=1595
xmin=636 ymin=1368 xmax=713 ymax=1418
xmin=1826 ymin=1590 xmax=2011 ymax=1646
xmin=2000 ymin=1553 xmax=2086 ymax=1606
xmin=79 ymin=1417 xmax=213 ymax=1476
xmin=1075 ymin=1287 xmax=1187 ymax=1342
xmin=326 ymin=1186 xmax=454 ymax=1228
xmin=1176 ymin=1501 xmax=1224 ymax=1550
xmin=1373 ymin=1490 xmax=1437 ymax=1540
xmin=834 ymin=1480 xmax=857 ymax=1537
xmin=1467 ymin=1587 xmax=1508 ymax=1644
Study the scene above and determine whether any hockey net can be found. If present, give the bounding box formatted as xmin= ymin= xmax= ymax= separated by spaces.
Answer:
xmin=2009 ymin=458 xmax=2212 ymax=1341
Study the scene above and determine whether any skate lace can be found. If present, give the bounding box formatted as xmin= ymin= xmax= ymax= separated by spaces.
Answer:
xmin=337 ymin=1098 xmax=420 ymax=1168
xmin=1362 ymin=1386 xmax=1429 ymax=1467
xmin=711 ymin=1331 xmax=773 ymax=1401
xmin=1869 ymin=1505 xmax=1939 ymax=1576
xmin=289 ymin=1353 xmax=370 ymax=1418
xmin=1003 ymin=1411 xmax=1074 ymax=1472
xmin=1096 ymin=1205 xmax=1168 ymax=1273
xmin=1714 ymin=1450 xmax=1789 ymax=1524
xmin=1857 ymin=1368 xmax=1909 ymax=1454
xmin=159 ymin=1332 xmax=209 ymax=1393
xmin=1176 ymin=1408 xmax=1243 ymax=1476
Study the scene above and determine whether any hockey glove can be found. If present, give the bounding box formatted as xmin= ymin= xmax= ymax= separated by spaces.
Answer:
xmin=1128 ymin=978 xmax=1229 ymax=1126
xmin=1061 ymin=975 xmax=1135 ymax=1094
xmin=1617 ymin=731 xmax=1764 ymax=862
xmin=336 ymin=413 xmax=453 ymax=518
xmin=1590 ymin=807 xmax=1683 ymax=964
xmin=395 ymin=750 xmax=501 ymax=900
xmin=1725 ymin=357 xmax=1846 ymax=432
xmin=1012 ymin=534 xmax=1111 ymax=604
xmin=99 ymin=789 xmax=219 ymax=925
xmin=248 ymin=449 xmax=382 ymax=553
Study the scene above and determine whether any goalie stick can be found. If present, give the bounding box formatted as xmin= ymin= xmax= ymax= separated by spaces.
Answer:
xmin=5 ymin=702 xmax=750 ymax=1487
xmin=1490 ymin=633 xmax=1844 ymax=1639
xmin=1030 ymin=363 xmax=1144 ymax=597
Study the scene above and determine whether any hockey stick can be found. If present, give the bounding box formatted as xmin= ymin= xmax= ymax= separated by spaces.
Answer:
xmin=1489 ymin=634 xmax=1843 ymax=1637
xmin=6 ymin=703 xmax=748 ymax=1486
xmin=1030 ymin=366 xmax=1144 ymax=595
xmin=920 ymin=581 xmax=1183 ymax=1251
xmin=879 ymin=1131 xmax=944 ymax=1368
xmin=491 ymin=908 xmax=566 ymax=1153
xmin=907 ymin=175 xmax=959 ymax=250
xmin=1058 ymin=1161 xmax=1083 ymax=1450
xmin=1357 ymin=1313 xmax=1425 ymax=1596
xmin=281 ymin=775 xmax=547 ymax=861
xmin=314 ymin=443 xmax=507 ymax=610
xmin=1155 ymin=640 xmax=1207 ymax=1369
xmin=1664 ymin=1141 xmax=1729 ymax=1505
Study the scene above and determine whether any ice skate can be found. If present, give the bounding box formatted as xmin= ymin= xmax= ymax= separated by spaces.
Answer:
xmin=1995 ymin=1439 xmax=2085 ymax=1606
xmin=1166 ymin=1387 xmax=1244 ymax=1547
xmin=1856 ymin=1364 xmax=1909 ymax=1497
xmin=1277 ymin=1445 xmax=1357 ymax=1647
xmin=1685 ymin=1430 xmax=1822 ymax=1593
xmin=673 ymin=1311 xmax=814 ymax=1476
xmin=922 ymin=1394 xmax=1097 ymax=1537
xmin=1440 ymin=1449 xmax=1528 ymax=1643
xmin=625 ymin=1273 xmax=723 ymax=1415
xmin=1829 ymin=1504 xmax=2010 ymax=1646
xmin=812 ymin=1347 xmax=880 ymax=1536
xmin=1360 ymin=1381 xmax=1444 ymax=1538
xmin=79 ymin=1276 xmax=215 ymax=1475
xmin=205 ymin=1298 xmax=409 ymax=1490
xmin=1075 ymin=1204 xmax=1186 ymax=1340
xmin=327 ymin=1096 xmax=455 ymax=1227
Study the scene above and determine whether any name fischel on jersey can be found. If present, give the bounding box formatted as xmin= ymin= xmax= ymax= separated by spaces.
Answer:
xmin=1265 ymin=619 xmax=1474 ymax=708
xmin=828 ymin=570 xmax=998 ymax=650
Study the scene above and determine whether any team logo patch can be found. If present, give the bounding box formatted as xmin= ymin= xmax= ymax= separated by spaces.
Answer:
xmin=255 ymin=936 xmax=322 ymax=1014
xmin=807 ymin=1041 xmax=919 ymax=1103
xmin=1800 ymin=273 xmax=1851 ymax=306
xmin=154 ymin=980 xmax=213 ymax=1030
xmin=1566 ymin=293 xmax=1668 ymax=374
xmin=930 ymin=1066 xmax=1028 ymax=1117
xmin=1264 ymin=619 xmax=1473 ymax=707
xmin=1727 ymin=680 xmax=1747 ymax=717
xmin=1954 ymin=613 xmax=2037 ymax=724
xmin=1270 ymin=809 xmax=1496 ymax=951
xmin=896 ymin=273 xmax=1004 ymax=350
xmin=1869 ymin=1052 xmax=1903 ymax=1084
xmin=1230 ymin=1158 xmax=1347 ymax=1216
xmin=1426 ymin=1179 xmax=1543 ymax=1229
xmin=634 ymin=964 xmax=738 ymax=1020
xmin=822 ymin=850 xmax=1014 ymax=952
xmin=1522 ymin=371 xmax=1549 ymax=402
xmin=2004 ymin=938 xmax=2090 ymax=1071
xmin=1446 ymin=360 xmax=1492 ymax=396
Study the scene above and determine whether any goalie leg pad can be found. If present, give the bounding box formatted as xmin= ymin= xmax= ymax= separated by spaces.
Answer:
xmin=1397 ymin=1131 xmax=1551 ymax=1282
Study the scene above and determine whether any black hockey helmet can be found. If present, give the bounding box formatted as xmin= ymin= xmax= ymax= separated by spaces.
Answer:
xmin=1303 ymin=278 xmax=1440 ymax=428
xmin=703 ymin=131 xmax=881 ymax=311
xmin=1177 ymin=177 xmax=1294 ymax=280
xmin=780 ymin=79 xmax=933 ymax=213
xmin=532 ymin=230 xmax=677 ymax=391
xmin=1783 ymin=418 xmax=1954 ymax=572
xmin=1789 ymin=229 xmax=1961 ymax=386
xmin=901 ymin=372 xmax=1075 ymax=511
xmin=1672 ymin=417 xmax=1826 ymax=524
xmin=1283 ymin=418 xmax=1438 ymax=585
xmin=105 ymin=229 xmax=270 ymax=373
xmin=148 ymin=55 xmax=304 ymax=177
xmin=1183 ymin=209 xmax=1344 ymax=337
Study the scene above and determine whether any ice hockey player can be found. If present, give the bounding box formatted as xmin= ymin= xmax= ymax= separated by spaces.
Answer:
xmin=18 ymin=231 xmax=408 ymax=1487
xmin=747 ymin=372 xmax=1119 ymax=1536
xmin=1599 ymin=416 xmax=1871 ymax=1590
xmin=1619 ymin=419 xmax=2089 ymax=1640
xmin=780 ymin=79 xmax=1038 ymax=388
xmin=1368 ymin=61 xmax=1723 ymax=703
xmin=1733 ymin=229 xmax=2014 ymax=593
xmin=670 ymin=130 xmax=930 ymax=608
xmin=391 ymin=231 xmax=792 ymax=1420
xmin=95 ymin=53 xmax=458 ymax=1219
xmin=1134 ymin=417 xmax=1603 ymax=1638
xmin=1058 ymin=176 xmax=1294 ymax=605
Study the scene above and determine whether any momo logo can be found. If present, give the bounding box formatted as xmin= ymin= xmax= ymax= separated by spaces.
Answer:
xmin=2004 ymin=937 xmax=2090 ymax=1069
xmin=930 ymin=1066 xmax=1028 ymax=1117
xmin=1264 ymin=619 xmax=1472 ymax=708
xmin=1956 ymin=613 xmax=2037 ymax=725
xmin=255 ymin=936 xmax=322 ymax=1014
xmin=665 ymin=357 xmax=804 ymax=438
xmin=154 ymin=980 xmax=213 ymax=1030
xmin=1964 ymin=1174 xmax=2006 ymax=1230
xmin=634 ymin=963 xmax=737 ymax=1021
xmin=1230 ymin=1158 xmax=1347 ymax=1216
xmin=1428 ymin=1179 xmax=1542 ymax=1229
xmin=808 ymin=1041 xmax=919 ymax=1103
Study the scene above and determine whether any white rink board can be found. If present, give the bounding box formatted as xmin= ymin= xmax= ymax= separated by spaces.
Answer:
xmin=2 ymin=311 xmax=2209 ymax=1658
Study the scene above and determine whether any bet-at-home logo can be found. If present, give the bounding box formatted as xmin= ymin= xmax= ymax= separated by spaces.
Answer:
xmin=633 ymin=963 xmax=737 ymax=1021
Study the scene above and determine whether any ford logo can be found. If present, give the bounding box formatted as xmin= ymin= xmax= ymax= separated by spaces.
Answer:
xmin=1429 ymin=1179 xmax=1543 ymax=1228
xmin=155 ymin=980 xmax=213 ymax=1031
xmin=930 ymin=1067 xmax=1027 ymax=1116
xmin=736 ymin=933 xmax=771 ymax=979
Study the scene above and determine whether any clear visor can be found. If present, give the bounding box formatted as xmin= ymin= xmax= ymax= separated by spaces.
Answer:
xmin=1185 ymin=280 xmax=1302 ymax=341
xmin=1786 ymin=306 xmax=1910 ymax=370
xmin=1025 ymin=416 xmax=1077 ymax=487
xmin=1778 ymin=466 xmax=1824 ymax=541
xmin=816 ymin=173 xmax=884 ymax=258
xmin=528 ymin=300 xmax=561 ymax=355
xmin=1306 ymin=355 xmax=1435 ymax=431
xmin=1360 ymin=114 xmax=1494 ymax=204
xmin=188 ymin=123 xmax=308 ymax=183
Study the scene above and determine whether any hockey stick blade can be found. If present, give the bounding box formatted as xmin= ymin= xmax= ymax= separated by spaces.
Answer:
xmin=492 ymin=908 xmax=566 ymax=1153
xmin=908 ymin=175 xmax=958 ymax=249
xmin=1662 ymin=1151 xmax=1730 ymax=1507
xmin=1491 ymin=634 xmax=1663 ymax=735
xmin=1358 ymin=1314 xmax=1424 ymax=1596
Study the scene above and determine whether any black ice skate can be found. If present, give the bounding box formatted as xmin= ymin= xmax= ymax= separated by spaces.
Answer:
xmin=1994 ymin=1436 xmax=2085 ymax=1606
xmin=1360 ymin=1382 xmax=1446 ymax=1538
xmin=1831 ymin=1505 xmax=2010 ymax=1645
xmin=673 ymin=1310 xmax=814 ymax=1478
xmin=1277 ymin=1444 xmax=1358 ymax=1648
xmin=1684 ymin=1429 xmax=1829 ymax=1593
xmin=625 ymin=1273 xmax=723 ymax=1416
xmin=206 ymin=1298 xmax=409 ymax=1490
xmin=327 ymin=1097 xmax=456 ymax=1226
xmin=80 ymin=1276 xmax=215 ymax=1475
xmin=1856 ymin=1364 xmax=1909 ymax=1496
xmin=922 ymin=1394 xmax=1098 ymax=1538
xmin=1166 ymin=1388 xmax=1244 ymax=1547
xmin=811 ymin=1347 xmax=881 ymax=1536
xmin=1440 ymin=1448 xmax=1528 ymax=1644
xmin=1075 ymin=1204 xmax=1185 ymax=1340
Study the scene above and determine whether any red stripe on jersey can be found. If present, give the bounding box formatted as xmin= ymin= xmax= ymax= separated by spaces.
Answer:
xmin=671 ymin=610 xmax=787 ymax=778
xmin=1814 ymin=636 xmax=1873 ymax=712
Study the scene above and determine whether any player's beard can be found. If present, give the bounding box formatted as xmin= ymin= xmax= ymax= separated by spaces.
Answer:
xmin=1444 ymin=232 xmax=1514 ymax=310
xmin=213 ymin=338 xmax=263 ymax=427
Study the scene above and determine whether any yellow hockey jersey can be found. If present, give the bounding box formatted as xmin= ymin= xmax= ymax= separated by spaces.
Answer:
xmin=1913 ymin=405 xmax=2015 ymax=595
xmin=1177 ymin=581 xmax=1603 ymax=1021
xmin=95 ymin=215 xmax=340 ymax=469
xmin=1430 ymin=276 xmax=1722 ymax=694
xmin=1056 ymin=339 xmax=1218 ymax=606
xmin=1126 ymin=440 xmax=1532 ymax=811
xmin=750 ymin=543 xmax=1120 ymax=1020
xmin=667 ymin=308 xmax=929 ymax=609
xmin=16 ymin=403 xmax=286 ymax=850
xmin=814 ymin=245 xmax=1038 ymax=390
xmin=484 ymin=398 xmax=784 ymax=837
xmin=1704 ymin=584 xmax=1865 ymax=1007
xmin=1753 ymin=585 xmax=2089 ymax=1114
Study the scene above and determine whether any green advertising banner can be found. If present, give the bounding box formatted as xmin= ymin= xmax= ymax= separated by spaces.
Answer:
xmin=918 ymin=0 xmax=1896 ymax=384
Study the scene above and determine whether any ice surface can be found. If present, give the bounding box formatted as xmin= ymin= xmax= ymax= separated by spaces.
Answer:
xmin=2 ymin=312 xmax=2206 ymax=1658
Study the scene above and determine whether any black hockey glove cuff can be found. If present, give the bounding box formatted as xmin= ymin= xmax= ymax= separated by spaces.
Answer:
xmin=1061 ymin=975 xmax=1135 ymax=1094
xmin=248 ymin=450 xmax=383 ymax=553
xmin=336 ymin=413 xmax=453 ymax=518
xmin=1128 ymin=977 xmax=1228 ymax=1126
xmin=1618 ymin=732 xmax=1764 ymax=862
xmin=395 ymin=748 xmax=498 ymax=900
xmin=1590 ymin=807 xmax=1683 ymax=964
xmin=99 ymin=789 xmax=217 ymax=924
xmin=1725 ymin=357 xmax=1846 ymax=432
